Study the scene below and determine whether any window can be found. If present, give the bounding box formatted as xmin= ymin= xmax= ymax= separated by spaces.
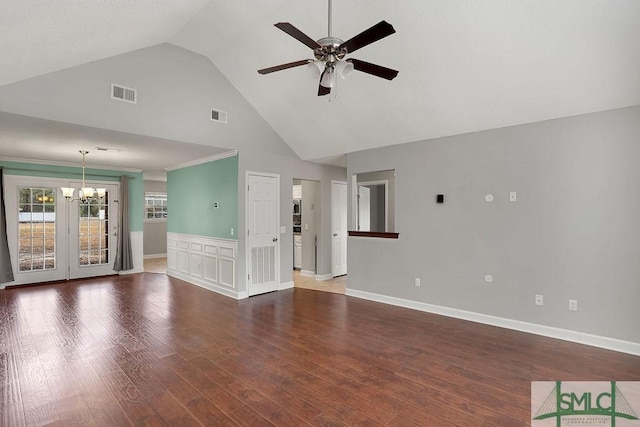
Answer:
xmin=145 ymin=192 xmax=167 ymax=221
xmin=18 ymin=187 xmax=56 ymax=271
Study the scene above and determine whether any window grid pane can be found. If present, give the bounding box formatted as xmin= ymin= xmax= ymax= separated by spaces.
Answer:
xmin=18 ymin=187 xmax=56 ymax=272
xmin=145 ymin=192 xmax=168 ymax=220
xmin=79 ymin=192 xmax=109 ymax=266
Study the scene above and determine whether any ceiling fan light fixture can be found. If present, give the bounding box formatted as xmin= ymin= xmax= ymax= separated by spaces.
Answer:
xmin=307 ymin=60 xmax=324 ymax=77
xmin=320 ymin=66 xmax=337 ymax=88
xmin=336 ymin=60 xmax=354 ymax=79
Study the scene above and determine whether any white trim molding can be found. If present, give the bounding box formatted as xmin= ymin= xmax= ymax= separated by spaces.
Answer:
xmin=144 ymin=253 xmax=167 ymax=259
xmin=167 ymin=232 xmax=240 ymax=299
xmin=165 ymin=150 xmax=238 ymax=171
xmin=300 ymin=270 xmax=315 ymax=278
xmin=315 ymin=273 xmax=333 ymax=281
xmin=279 ymin=281 xmax=294 ymax=291
xmin=346 ymin=288 xmax=640 ymax=356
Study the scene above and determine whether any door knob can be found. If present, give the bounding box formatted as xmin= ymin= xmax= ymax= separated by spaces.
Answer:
xmin=272 ymin=238 xmax=278 ymax=242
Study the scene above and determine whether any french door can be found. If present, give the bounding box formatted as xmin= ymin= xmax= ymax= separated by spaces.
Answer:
xmin=246 ymin=172 xmax=280 ymax=296
xmin=3 ymin=176 xmax=119 ymax=286
xmin=4 ymin=177 xmax=67 ymax=285
xmin=68 ymin=182 xmax=119 ymax=279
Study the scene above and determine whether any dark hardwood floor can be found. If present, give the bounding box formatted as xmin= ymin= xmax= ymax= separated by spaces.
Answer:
xmin=1 ymin=274 xmax=639 ymax=426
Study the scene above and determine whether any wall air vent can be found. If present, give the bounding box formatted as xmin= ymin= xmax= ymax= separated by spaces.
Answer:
xmin=111 ymin=83 xmax=137 ymax=104
xmin=95 ymin=147 xmax=122 ymax=153
xmin=211 ymin=108 xmax=228 ymax=124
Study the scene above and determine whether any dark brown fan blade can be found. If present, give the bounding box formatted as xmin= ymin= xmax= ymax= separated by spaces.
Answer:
xmin=318 ymin=70 xmax=331 ymax=96
xmin=258 ymin=59 xmax=313 ymax=75
xmin=347 ymin=58 xmax=399 ymax=80
xmin=275 ymin=23 xmax=321 ymax=50
xmin=338 ymin=21 xmax=395 ymax=54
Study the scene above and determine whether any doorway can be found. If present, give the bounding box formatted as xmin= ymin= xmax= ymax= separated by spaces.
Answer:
xmin=291 ymin=179 xmax=320 ymax=278
xmin=3 ymin=175 xmax=119 ymax=286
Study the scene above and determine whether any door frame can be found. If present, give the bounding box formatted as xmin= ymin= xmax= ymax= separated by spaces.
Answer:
xmin=331 ymin=180 xmax=348 ymax=277
xmin=245 ymin=171 xmax=280 ymax=296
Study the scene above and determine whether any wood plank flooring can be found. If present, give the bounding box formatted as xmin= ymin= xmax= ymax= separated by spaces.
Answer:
xmin=1 ymin=273 xmax=639 ymax=426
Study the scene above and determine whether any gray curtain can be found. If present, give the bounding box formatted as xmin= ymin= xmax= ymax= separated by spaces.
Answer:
xmin=113 ymin=175 xmax=133 ymax=271
xmin=0 ymin=168 xmax=15 ymax=284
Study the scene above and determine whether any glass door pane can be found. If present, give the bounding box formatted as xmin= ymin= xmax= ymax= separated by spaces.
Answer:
xmin=78 ymin=192 xmax=110 ymax=266
xmin=18 ymin=187 xmax=57 ymax=272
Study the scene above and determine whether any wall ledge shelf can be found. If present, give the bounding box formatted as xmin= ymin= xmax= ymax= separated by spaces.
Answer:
xmin=348 ymin=231 xmax=399 ymax=239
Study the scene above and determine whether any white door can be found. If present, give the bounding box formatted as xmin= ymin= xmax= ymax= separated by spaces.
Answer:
xmin=69 ymin=183 xmax=119 ymax=279
xmin=246 ymin=172 xmax=280 ymax=296
xmin=358 ymin=185 xmax=371 ymax=231
xmin=4 ymin=177 xmax=67 ymax=285
xmin=331 ymin=181 xmax=348 ymax=277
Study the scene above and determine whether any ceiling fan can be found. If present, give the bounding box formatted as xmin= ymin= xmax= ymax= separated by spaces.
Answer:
xmin=257 ymin=0 xmax=399 ymax=96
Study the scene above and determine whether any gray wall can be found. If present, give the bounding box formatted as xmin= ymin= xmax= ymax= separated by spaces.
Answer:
xmin=143 ymin=180 xmax=167 ymax=256
xmin=347 ymin=105 xmax=640 ymax=344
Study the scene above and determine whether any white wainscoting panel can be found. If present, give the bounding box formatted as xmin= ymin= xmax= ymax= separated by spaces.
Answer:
xmin=167 ymin=233 xmax=239 ymax=299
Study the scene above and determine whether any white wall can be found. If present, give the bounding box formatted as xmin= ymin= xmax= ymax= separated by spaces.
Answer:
xmin=347 ymin=105 xmax=640 ymax=346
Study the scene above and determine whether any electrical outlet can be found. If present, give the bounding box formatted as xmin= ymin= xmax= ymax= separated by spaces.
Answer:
xmin=535 ymin=294 xmax=544 ymax=306
xmin=415 ymin=278 xmax=421 ymax=287
xmin=213 ymin=201 xmax=220 ymax=209
xmin=230 ymin=227 xmax=234 ymax=236
xmin=569 ymin=299 xmax=578 ymax=311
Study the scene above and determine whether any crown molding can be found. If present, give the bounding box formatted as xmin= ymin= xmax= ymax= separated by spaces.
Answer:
xmin=0 ymin=155 xmax=142 ymax=173
xmin=165 ymin=150 xmax=238 ymax=171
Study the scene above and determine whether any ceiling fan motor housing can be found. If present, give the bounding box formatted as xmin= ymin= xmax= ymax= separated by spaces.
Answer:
xmin=314 ymin=37 xmax=347 ymax=64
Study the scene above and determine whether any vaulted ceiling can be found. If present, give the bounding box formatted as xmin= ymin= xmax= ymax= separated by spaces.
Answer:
xmin=1 ymin=0 xmax=639 ymax=164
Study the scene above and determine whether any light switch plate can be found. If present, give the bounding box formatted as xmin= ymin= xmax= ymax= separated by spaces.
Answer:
xmin=510 ymin=192 xmax=517 ymax=202
xmin=280 ymin=226 xmax=286 ymax=234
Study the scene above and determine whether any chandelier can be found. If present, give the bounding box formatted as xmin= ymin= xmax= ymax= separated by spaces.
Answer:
xmin=60 ymin=150 xmax=106 ymax=202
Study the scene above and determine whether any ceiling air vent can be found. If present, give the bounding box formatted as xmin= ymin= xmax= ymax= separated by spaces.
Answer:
xmin=111 ymin=83 xmax=137 ymax=104
xmin=211 ymin=108 xmax=228 ymax=124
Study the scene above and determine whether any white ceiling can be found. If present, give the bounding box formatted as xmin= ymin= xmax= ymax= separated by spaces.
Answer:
xmin=1 ymin=0 xmax=640 ymax=165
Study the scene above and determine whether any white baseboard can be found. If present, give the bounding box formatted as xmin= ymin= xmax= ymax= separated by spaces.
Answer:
xmin=119 ymin=268 xmax=144 ymax=275
xmin=144 ymin=253 xmax=167 ymax=259
xmin=345 ymin=288 xmax=640 ymax=356
xmin=300 ymin=270 xmax=315 ymax=277
xmin=315 ymin=273 xmax=333 ymax=281
xmin=279 ymin=281 xmax=294 ymax=290
xmin=168 ymin=270 xmax=241 ymax=300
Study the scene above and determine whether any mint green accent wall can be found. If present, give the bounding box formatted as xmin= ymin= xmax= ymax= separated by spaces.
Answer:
xmin=0 ymin=160 xmax=143 ymax=231
xmin=167 ymin=155 xmax=238 ymax=239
